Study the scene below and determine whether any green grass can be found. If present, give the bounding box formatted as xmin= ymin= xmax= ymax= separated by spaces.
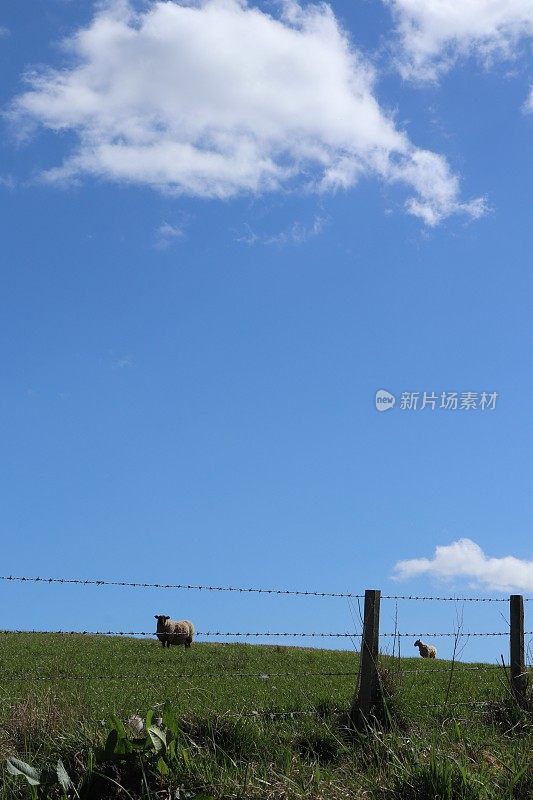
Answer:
xmin=0 ymin=634 xmax=531 ymax=799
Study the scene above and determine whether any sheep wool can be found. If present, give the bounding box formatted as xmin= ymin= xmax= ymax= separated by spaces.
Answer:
xmin=154 ymin=615 xmax=195 ymax=648
xmin=414 ymin=639 xmax=437 ymax=659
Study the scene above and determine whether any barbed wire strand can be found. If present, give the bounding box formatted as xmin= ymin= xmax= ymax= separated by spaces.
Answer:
xmin=0 ymin=670 xmax=358 ymax=681
xmin=0 ymin=575 xmax=361 ymax=598
xmin=0 ymin=629 xmax=356 ymax=638
xmin=3 ymin=664 xmax=530 ymax=682
xmin=2 ymin=575 xmax=530 ymax=602
xmin=62 ymin=661 xmax=517 ymax=676
xmin=383 ymin=664 xmax=522 ymax=674
xmin=3 ymin=629 xmax=531 ymax=638
xmin=387 ymin=631 xmax=533 ymax=638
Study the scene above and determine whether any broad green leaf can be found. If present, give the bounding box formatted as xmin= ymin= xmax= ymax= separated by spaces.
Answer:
xmin=104 ymin=729 xmax=119 ymax=758
xmin=6 ymin=758 xmax=41 ymax=786
xmin=107 ymin=715 xmax=127 ymax=739
xmin=162 ymin=703 xmax=179 ymax=738
xmin=147 ymin=724 xmax=166 ymax=753
xmin=114 ymin=736 xmax=133 ymax=756
xmin=56 ymin=760 xmax=74 ymax=792
xmin=156 ymin=756 xmax=169 ymax=776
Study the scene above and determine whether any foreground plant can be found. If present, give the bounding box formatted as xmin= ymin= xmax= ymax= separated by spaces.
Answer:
xmin=5 ymin=705 xmax=215 ymax=799
xmin=6 ymin=757 xmax=75 ymax=799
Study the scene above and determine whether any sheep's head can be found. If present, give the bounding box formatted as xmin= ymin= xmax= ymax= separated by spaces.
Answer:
xmin=414 ymin=639 xmax=422 ymax=648
xmin=155 ymin=614 xmax=171 ymax=623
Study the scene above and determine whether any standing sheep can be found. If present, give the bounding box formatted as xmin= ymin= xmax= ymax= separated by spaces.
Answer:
xmin=154 ymin=615 xmax=195 ymax=648
xmin=414 ymin=639 xmax=437 ymax=658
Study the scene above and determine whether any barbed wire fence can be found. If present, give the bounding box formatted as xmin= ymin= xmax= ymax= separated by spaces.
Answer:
xmin=0 ymin=575 xmax=531 ymax=727
xmin=3 ymin=573 xmax=529 ymax=601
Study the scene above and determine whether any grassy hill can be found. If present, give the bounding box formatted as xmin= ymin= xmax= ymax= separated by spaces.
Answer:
xmin=0 ymin=634 xmax=531 ymax=799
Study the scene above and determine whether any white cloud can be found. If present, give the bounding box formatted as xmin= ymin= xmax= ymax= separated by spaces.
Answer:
xmin=524 ymin=86 xmax=533 ymax=112
xmin=266 ymin=215 xmax=328 ymax=244
xmin=155 ymin=220 xmax=186 ymax=249
xmin=9 ymin=0 xmax=484 ymax=225
xmin=235 ymin=224 xmax=260 ymax=246
xmin=111 ymin=354 xmax=133 ymax=369
xmin=0 ymin=174 xmax=16 ymax=190
xmin=386 ymin=0 xmax=533 ymax=82
xmin=393 ymin=538 xmax=533 ymax=592
xmin=238 ymin=214 xmax=328 ymax=245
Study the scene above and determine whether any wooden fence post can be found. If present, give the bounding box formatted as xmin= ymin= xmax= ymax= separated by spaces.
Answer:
xmin=510 ymin=594 xmax=526 ymax=703
xmin=351 ymin=589 xmax=381 ymax=729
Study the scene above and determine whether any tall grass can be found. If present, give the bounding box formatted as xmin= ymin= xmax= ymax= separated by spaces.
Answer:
xmin=0 ymin=635 xmax=531 ymax=799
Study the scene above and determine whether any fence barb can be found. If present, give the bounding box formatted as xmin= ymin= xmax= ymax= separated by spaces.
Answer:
xmin=2 ymin=575 xmax=530 ymax=602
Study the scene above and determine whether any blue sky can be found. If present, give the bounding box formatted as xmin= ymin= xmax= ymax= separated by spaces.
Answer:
xmin=1 ymin=0 xmax=532 ymax=663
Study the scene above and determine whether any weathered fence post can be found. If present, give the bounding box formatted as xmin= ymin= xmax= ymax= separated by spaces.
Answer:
xmin=510 ymin=594 xmax=526 ymax=703
xmin=351 ymin=589 xmax=381 ymax=729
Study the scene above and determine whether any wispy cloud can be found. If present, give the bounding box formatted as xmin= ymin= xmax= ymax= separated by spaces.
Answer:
xmin=8 ymin=0 xmax=484 ymax=225
xmin=111 ymin=355 xmax=133 ymax=370
xmin=0 ymin=174 xmax=16 ymax=190
xmin=392 ymin=538 xmax=533 ymax=593
xmin=265 ymin=215 xmax=328 ymax=245
xmin=235 ymin=224 xmax=260 ymax=246
xmin=155 ymin=220 xmax=187 ymax=250
xmin=0 ymin=26 xmax=10 ymax=39
xmin=524 ymin=86 xmax=533 ymax=113
xmin=386 ymin=0 xmax=533 ymax=83
xmin=237 ymin=215 xmax=328 ymax=246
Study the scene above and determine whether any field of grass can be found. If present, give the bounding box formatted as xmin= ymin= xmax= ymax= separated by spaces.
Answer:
xmin=0 ymin=634 xmax=531 ymax=799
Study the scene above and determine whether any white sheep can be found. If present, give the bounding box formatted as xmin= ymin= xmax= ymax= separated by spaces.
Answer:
xmin=154 ymin=615 xmax=195 ymax=649
xmin=414 ymin=639 xmax=437 ymax=658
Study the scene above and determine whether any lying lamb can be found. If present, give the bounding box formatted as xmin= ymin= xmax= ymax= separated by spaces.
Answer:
xmin=414 ymin=639 xmax=437 ymax=659
xmin=154 ymin=615 xmax=195 ymax=649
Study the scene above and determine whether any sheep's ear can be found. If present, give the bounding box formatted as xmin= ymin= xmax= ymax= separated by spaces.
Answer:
xmin=165 ymin=615 xmax=170 ymax=620
xmin=154 ymin=615 xmax=159 ymax=619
